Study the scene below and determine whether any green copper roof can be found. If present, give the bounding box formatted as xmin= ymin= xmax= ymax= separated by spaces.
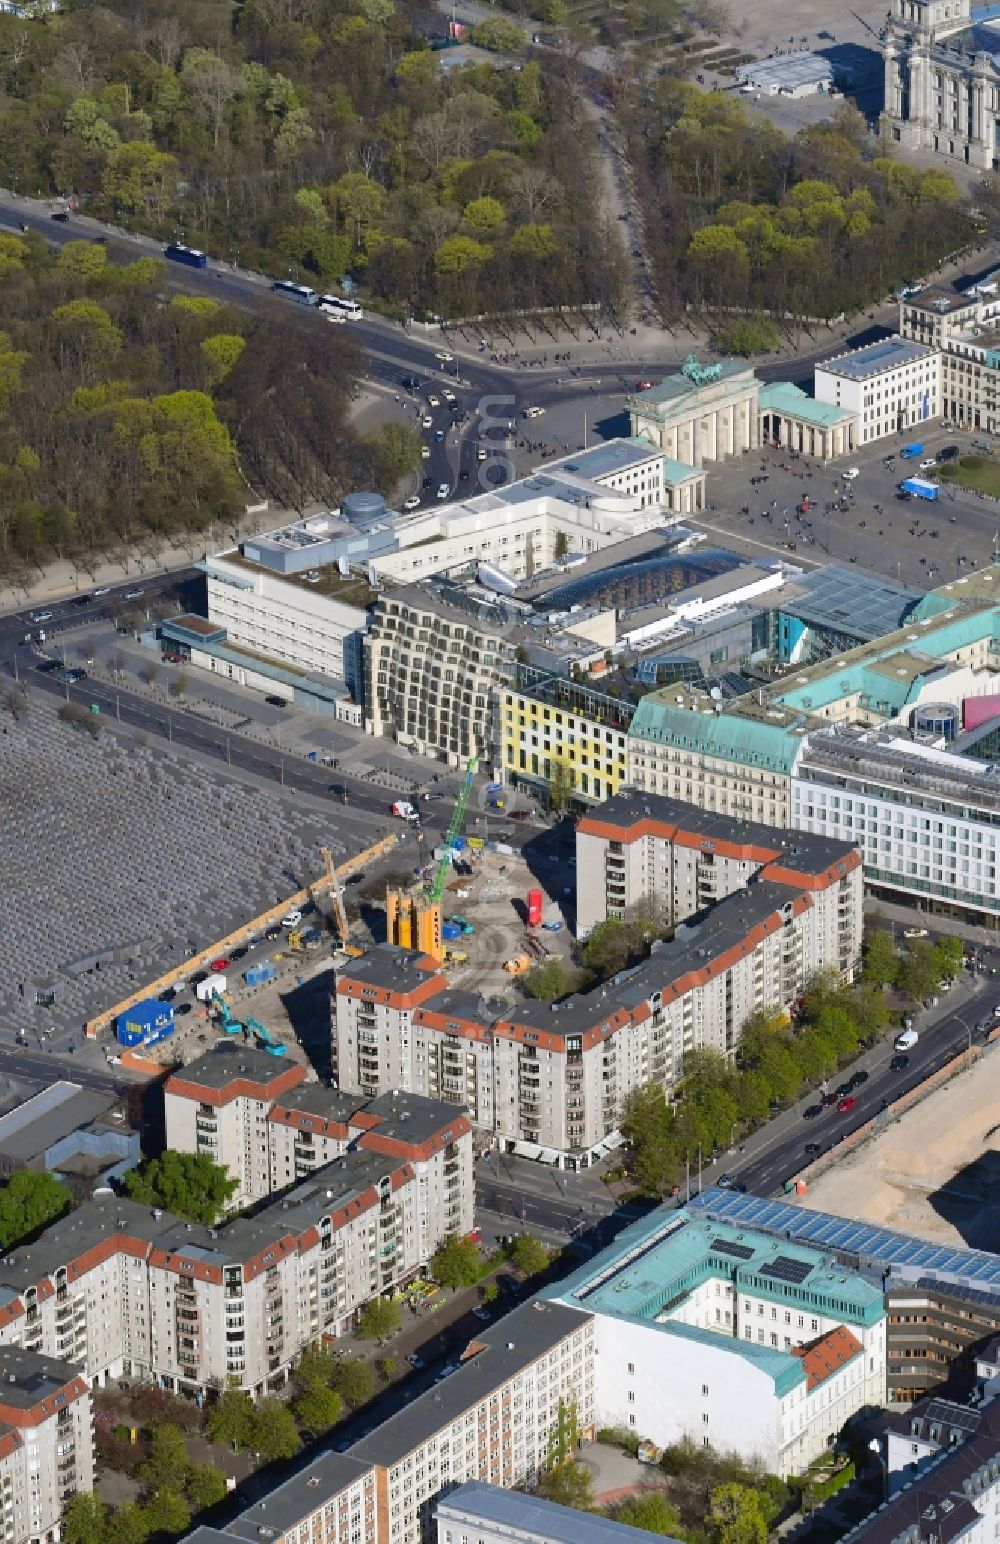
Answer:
xmin=629 ymin=696 xmax=807 ymax=773
xmin=758 ymin=380 xmax=856 ymax=428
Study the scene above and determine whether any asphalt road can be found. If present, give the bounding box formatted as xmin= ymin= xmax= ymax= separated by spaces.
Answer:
xmin=708 ymin=965 xmax=999 ymax=1196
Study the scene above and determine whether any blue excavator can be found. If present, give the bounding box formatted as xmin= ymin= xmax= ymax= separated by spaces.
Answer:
xmin=210 ymin=990 xmax=286 ymax=1057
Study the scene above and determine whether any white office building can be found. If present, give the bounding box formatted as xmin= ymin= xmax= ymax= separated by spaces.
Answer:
xmin=792 ymin=727 xmax=1000 ymax=925
xmin=815 ymin=337 xmax=940 ymax=446
xmin=547 ymin=1208 xmax=887 ymax=1478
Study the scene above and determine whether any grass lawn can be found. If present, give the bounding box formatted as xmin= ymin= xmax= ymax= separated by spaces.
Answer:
xmin=935 ymin=455 xmax=1000 ymax=497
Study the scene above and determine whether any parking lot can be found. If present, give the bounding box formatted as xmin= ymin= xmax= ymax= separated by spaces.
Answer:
xmin=698 ymin=428 xmax=1000 ymax=588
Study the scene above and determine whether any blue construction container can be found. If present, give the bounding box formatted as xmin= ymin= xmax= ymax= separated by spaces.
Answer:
xmin=116 ymin=998 xmax=175 ymax=1048
xmin=450 ymin=835 xmax=467 ymax=852
xmin=442 ymin=922 xmax=462 ymax=941
xmin=245 ymin=962 xmax=277 ymax=987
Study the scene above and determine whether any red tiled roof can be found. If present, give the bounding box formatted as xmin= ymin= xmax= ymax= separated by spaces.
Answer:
xmin=793 ymin=1325 xmax=863 ymax=1391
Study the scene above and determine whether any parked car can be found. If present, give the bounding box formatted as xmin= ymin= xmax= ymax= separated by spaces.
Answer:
xmin=890 ymin=1053 xmax=909 ymax=1071
xmin=264 ymin=696 xmax=288 ymax=708
xmin=843 ymin=467 xmax=860 ymax=480
xmin=210 ymin=957 xmax=229 ymax=972
xmin=123 ymin=588 xmax=144 ymax=600
xmin=402 ymin=495 xmax=421 ymax=511
xmin=836 ymin=1095 xmax=857 ymax=1113
xmin=903 ymin=926 xmax=928 ymax=938
xmin=281 ymin=909 xmax=303 ymax=928
xmin=803 ymin=1104 xmax=823 ymax=1119
xmin=848 ymin=1069 xmax=869 ymax=1088
xmin=29 ymin=610 xmax=52 ymax=623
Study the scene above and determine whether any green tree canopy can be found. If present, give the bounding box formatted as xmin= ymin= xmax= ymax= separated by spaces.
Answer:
xmin=431 ymin=1234 xmax=483 ymax=1289
xmin=124 ymin=1151 xmax=237 ymax=1225
xmin=330 ymin=1356 xmax=377 ymax=1409
xmin=358 ymin=1296 xmax=402 ymax=1340
xmin=0 ymin=1172 xmax=71 ymax=1249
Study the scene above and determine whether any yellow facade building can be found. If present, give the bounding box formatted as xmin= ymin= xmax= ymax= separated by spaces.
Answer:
xmin=501 ymin=678 xmax=633 ymax=806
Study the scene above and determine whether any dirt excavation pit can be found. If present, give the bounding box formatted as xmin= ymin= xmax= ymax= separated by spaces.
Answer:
xmin=793 ymin=1054 xmax=1000 ymax=1252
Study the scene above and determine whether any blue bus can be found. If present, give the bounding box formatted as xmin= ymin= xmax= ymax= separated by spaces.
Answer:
xmin=271 ymin=280 xmax=319 ymax=307
xmin=164 ymin=242 xmax=208 ymax=269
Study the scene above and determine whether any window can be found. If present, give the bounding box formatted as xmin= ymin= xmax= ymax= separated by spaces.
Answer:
xmin=701 ymin=1384 xmax=709 ymax=1396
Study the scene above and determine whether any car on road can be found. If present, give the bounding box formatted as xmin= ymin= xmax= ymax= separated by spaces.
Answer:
xmin=459 ymin=469 xmax=471 ymax=481
xmin=427 ymin=394 xmax=441 ymax=408
xmin=264 ymin=927 xmax=282 ymax=941
xmin=70 ymin=593 xmax=92 ymax=606
xmin=635 ymin=379 xmax=653 ymax=391
xmin=435 ymin=351 xmax=453 ymax=363
xmin=401 ymin=376 xmax=422 ymax=392
xmin=434 ymin=1364 xmax=457 ymax=1383
xmin=890 ymin=1053 xmax=909 ymax=1071
xmin=848 ymin=1069 xmax=869 ymax=1088
xmin=124 ymin=588 xmax=144 ymax=600
xmin=938 ymin=444 xmax=960 ymax=460
xmin=407 ymin=1354 xmax=425 ymax=1369
xmin=903 ymin=927 xmax=928 ymax=938
xmin=175 ymin=1002 xmax=192 ymax=1016
xmin=510 ymin=809 xmax=531 ymax=820
xmin=421 ymin=415 xmax=433 ymax=428
xmin=542 ymin=920 xmax=564 ymax=932
xmin=919 ymin=458 xmax=938 ymax=470
xmin=210 ymin=957 xmax=229 ymax=972
xmin=435 ymin=429 xmax=445 ymax=441
xmin=57 ymin=668 xmax=86 ymax=683
xmin=716 ymin=1172 xmax=739 ymax=1189
xmin=477 ymin=446 xmax=488 ymax=461
xmin=803 ymin=1104 xmax=823 ymax=1119
xmin=36 ymin=659 xmax=61 ymax=673
xmin=895 ymin=1027 xmax=919 ymax=1051
xmin=442 ymin=388 xmax=456 ymax=402
xmin=522 ymin=405 xmax=544 ymax=419
xmin=437 ymin=483 xmax=451 ymax=499
xmin=161 ymin=652 xmax=184 ymax=664
xmin=402 ymin=495 xmax=421 ymax=511
xmin=264 ymin=695 xmax=287 ymax=707
xmin=281 ymin=909 xmax=303 ymax=928
xmin=30 ymin=610 xmax=52 ymax=623
xmin=842 ymin=467 xmax=860 ymax=480
xmin=976 ymin=1017 xmax=994 ymax=1035
xmin=836 ymin=1095 xmax=856 ymax=1113
xmin=421 ymin=445 xmax=430 ymax=459
xmin=804 ymin=1141 xmax=823 ymax=1156
xmin=820 ymin=1091 xmax=838 ymax=1107
xmin=472 ymin=1307 xmax=491 ymax=1321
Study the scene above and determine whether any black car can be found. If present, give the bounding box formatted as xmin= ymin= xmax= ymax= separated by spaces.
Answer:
xmin=159 ymin=986 xmax=176 ymax=1002
xmin=36 ymin=659 xmax=61 ymax=673
xmin=459 ymin=469 xmax=471 ymax=480
xmin=70 ymin=594 xmax=92 ymax=606
xmin=51 ymin=208 xmax=70 ymax=222
xmin=423 ymin=476 xmax=434 ymax=489
xmin=174 ymin=1002 xmax=192 ymax=1016
xmin=264 ymin=695 xmax=287 ymax=708
xmin=401 ymin=376 xmax=422 ymax=392
xmin=803 ymin=1104 xmax=823 ymax=1119
xmin=804 ymin=1141 xmax=823 ymax=1156
xmin=835 ymin=1081 xmax=853 ymax=1098
xmin=890 ymin=1053 xmax=909 ymax=1071
xmin=848 ymin=1069 xmax=870 ymax=1088
xmin=937 ymin=444 xmax=960 ymax=460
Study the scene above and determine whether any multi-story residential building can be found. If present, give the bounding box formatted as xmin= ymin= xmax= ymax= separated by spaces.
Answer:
xmin=547 ymin=1207 xmax=886 ymax=1477
xmin=0 ymin=1124 xmax=470 ymax=1400
xmin=882 ymin=0 xmax=1000 ymax=170
xmin=188 ymin=1301 xmax=594 ymax=1544
xmin=435 ymin=1481 xmax=682 ymax=1544
xmin=164 ymin=1045 xmax=475 ymax=1235
xmin=0 ymin=1347 xmax=94 ymax=1544
xmin=792 ymin=726 xmax=1000 ymax=926
xmin=164 ymin=1045 xmax=308 ymax=1207
xmin=574 ymin=789 xmax=862 ymax=940
xmin=814 ymin=338 xmax=940 ymax=445
xmin=335 ymin=805 xmax=861 ymax=1166
xmin=844 ymin=1390 xmax=1000 ymax=1544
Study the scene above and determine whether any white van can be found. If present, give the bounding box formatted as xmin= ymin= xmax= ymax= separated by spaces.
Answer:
xmin=894 ymin=1027 xmax=919 ymax=1051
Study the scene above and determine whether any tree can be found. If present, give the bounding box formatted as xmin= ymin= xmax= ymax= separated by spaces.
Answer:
xmin=896 ymin=937 xmax=939 ymax=1002
xmin=63 ymin=1493 xmax=109 ymax=1544
xmin=534 ymin=1460 xmax=593 ymax=1509
xmin=510 ymin=1235 xmax=550 ymax=1277
xmin=366 ymin=422 xmax=423 ymax=489
xmin=329 ymin=1356 xmax=377 ymax=1409
xmin=932 ymin=935 xmax=964 ymax=979
xmin=0 ymin=1172 xmax=70 ymax=1249
xmin=614 ymin=1494 xmax=683 ymax=1534
xmin=431 ymin=1234 xmax=482 ymax=1289
xmin=140 ymin=1424 xmax=189 ymax=1494
xmin=547 ymin=757 xmax=576 ymax=812
xmin=139 ymin=1489 xmax=190 ymax=1538
xmin=714 ymin=317 xmax=780 ymax=356
xmin=523 ymin=959 xmax=575 ymax=1001
xmin=709 ymin=1483 xmax=768 ymax=1544
xmin=169 ymin=672 xmax=189 ymax=699
xmin=862 ymin=929 xmax=898 ymax=988
xmin=292 ymin=1380 xmax=343 ymax=1435
xmin=106 ymin=1502 xmax=151 ymax=1544
xmin=124 ymin=1151 xmax=238 ymax=1225
xmin=186 ymin=1464 xmax=228 ymax=1509
xmin=251 ymin=1397 xmax=300 ymax=1462
xmin=358 ymin=1296 xmax=401 ymax=1340
xmin=208 ymin=1388 xmax=256 ymax=1451
xmin=622 ymin=1084 xmax=679 ymax=1198
xmin=377 ymin=1355 xmax=399 ymax=1381
xmin=434 ymin=235 xmax=491 ymax=278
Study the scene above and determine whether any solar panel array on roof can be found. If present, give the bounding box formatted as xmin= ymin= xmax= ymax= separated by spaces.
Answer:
xmin=688 ymin=1190 xmax=1000 ymax=1292
xmin=760 ymin=1255 xmax=813 ymax=1285
xmin=711 ymin=1239 xmax=755 ymax=1261
xmin=923 ymin=1400 xmax=981 ymax=1436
